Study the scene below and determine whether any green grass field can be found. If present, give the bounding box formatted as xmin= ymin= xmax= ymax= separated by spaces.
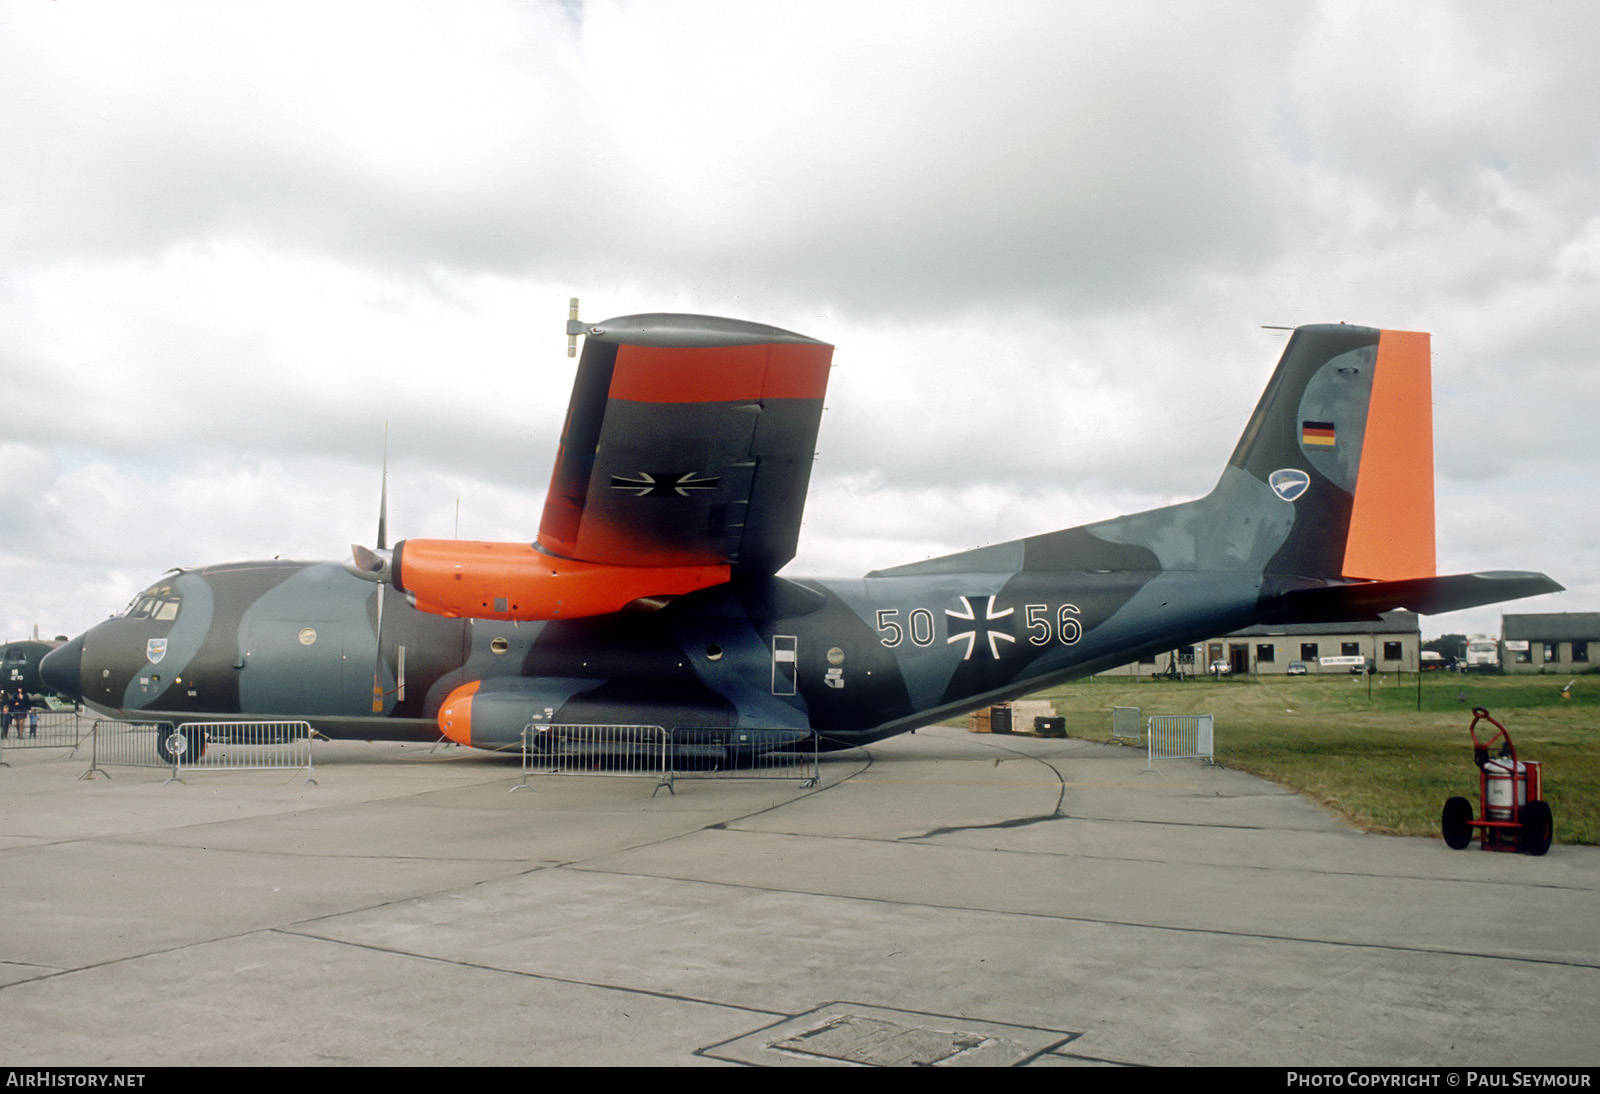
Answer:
xmin=1017 ymin=672 xmax=1599 ymax=845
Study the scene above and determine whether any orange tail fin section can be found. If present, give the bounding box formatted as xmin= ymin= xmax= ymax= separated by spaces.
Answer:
xmin=1341 ymin=330 xmax=1435 ymax=580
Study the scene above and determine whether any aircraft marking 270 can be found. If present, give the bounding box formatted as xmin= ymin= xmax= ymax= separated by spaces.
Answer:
xmin=42 ymin=313 xmax=1561 ymax=756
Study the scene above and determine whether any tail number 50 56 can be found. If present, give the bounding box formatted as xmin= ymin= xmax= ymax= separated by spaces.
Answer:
xmin=875 ymin=603 xmax=1081 ymax=648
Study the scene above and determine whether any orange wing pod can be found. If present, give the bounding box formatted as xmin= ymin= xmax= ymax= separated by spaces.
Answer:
xmin=437 ymin=680 xmax=479 ymax=745
xmin=392 ymin=538 xmax=729 ymax=622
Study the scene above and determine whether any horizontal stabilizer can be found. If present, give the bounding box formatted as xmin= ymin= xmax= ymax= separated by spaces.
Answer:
xmin=1262 ymin=571 xmax=1564 ymax=623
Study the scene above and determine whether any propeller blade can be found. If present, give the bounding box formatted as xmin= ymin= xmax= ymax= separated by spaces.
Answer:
xmin=377 ymin=425 xmax=389 ymax=551
xmin=347 ymin=433 xmax=395 ymax=584
xmin=360 ymin=429 xmax=394 ymax=713
xmin=371 ymin=585 xmax=386 ymax=713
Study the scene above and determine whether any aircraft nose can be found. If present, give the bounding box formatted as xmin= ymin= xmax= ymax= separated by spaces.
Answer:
xmin=40 ymin=635 xmax=84 ymax=700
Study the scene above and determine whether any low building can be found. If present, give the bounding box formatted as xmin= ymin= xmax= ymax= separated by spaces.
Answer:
xmin=1500 ymin=613 xmax=1598 ymax=674
xmin=1096 ymin=611 xmax=1421 ymax=677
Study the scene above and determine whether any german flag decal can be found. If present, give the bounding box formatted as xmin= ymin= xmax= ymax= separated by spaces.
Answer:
xmin=1301 ymin=420 xmax=1337 ymax=447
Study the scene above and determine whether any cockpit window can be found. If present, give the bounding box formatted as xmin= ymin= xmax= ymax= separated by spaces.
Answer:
xmin=124 ymin=583 xmax=182 ymax=622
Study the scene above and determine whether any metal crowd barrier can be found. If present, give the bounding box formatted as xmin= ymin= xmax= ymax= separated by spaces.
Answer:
xmin=81 ymin=719 xmax=176 ymax=779
xmin=0 ymin=710 xmax=86 ymax=752
xmin=174 ymin=721 xmax=315 ymax=782
xmin=80 ymin=719 xmax=314 ymax=782
xmin=1111 ymin=705 xmax=1142 ymax=744
xmin=516 ymin=723 xmax=673 ymax=793
xmin=1146 ymin=713 xmax=1214 ymax=767
xmin=514 ymin=724 xmax=821 ymax=794
xmin=671 ymin=727 xmax=819 ymax=787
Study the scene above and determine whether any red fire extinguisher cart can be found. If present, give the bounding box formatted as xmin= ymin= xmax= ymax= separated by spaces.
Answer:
xmin=1441 ymin=707 xmax=1553 ymax=855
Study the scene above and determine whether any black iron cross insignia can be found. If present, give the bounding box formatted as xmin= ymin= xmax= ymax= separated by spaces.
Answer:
xmin=610 ymin=471 xmax=722 ymax=498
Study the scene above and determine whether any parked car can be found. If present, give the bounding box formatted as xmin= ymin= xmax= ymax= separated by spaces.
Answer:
xmin=1208 ymin=660 xmax=1230 ymax=676
xmin=1286 ymin=661 xmax=1308 ymax=675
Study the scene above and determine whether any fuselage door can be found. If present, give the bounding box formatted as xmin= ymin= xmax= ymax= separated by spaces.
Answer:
xmin=239 ymin=621 xmax=357 ymax=713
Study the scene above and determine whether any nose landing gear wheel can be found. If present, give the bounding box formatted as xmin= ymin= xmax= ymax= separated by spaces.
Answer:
xmin=156 ymin=725 xmax=204 ymax=765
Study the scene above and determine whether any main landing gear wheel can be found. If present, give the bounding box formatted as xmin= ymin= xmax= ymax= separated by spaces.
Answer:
xmin=1518 ymin=800 xmax=1553 ymax=856
xmin=156 ymin=725 xmax=204 ymax=765
xmin=1441 ymin=796 xmax=1474 ymax=850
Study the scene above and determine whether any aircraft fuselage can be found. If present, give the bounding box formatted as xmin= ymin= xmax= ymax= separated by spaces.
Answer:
xmin=46 ymin=555 xmax=1264 ymax=750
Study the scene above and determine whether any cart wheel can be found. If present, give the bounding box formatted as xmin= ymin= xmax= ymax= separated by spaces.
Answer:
xmin=1441 ymin=796 xmax=1474 ymax=850
xmin=1518 ymin=800 xmax=1553 ymax=856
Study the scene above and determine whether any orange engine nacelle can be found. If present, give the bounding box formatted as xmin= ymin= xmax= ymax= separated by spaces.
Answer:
xmin=391 ymin=539 xmax=729 ymax=622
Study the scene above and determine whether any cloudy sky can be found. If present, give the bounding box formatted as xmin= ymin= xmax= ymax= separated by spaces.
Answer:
xmin=3 ymin=0 xmax=1595 ymax=644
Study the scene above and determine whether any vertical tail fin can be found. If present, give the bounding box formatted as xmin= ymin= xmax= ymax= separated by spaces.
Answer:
xmin=1229 ymin=324 xmax=1435 ymax=580
xmin=874 ymin=322 xmax=1442 ymax=585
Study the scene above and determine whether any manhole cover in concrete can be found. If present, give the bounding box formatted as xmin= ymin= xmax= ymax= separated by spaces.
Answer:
xmin=705 ymin=1003 xmax=1074 ymax=1067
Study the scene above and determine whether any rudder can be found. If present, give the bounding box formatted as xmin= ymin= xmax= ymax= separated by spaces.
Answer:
xmin=1343 ymin=330 xmax=1434 ymax=580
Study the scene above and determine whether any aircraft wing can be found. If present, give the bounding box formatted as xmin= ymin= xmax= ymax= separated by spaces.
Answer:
xmin=537 ymin=314 xmax=834 ymax=574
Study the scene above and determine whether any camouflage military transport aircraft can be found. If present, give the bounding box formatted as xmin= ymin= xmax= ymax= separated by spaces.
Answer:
xmin=3 ymin=637 xmax=65 ymax=706
xmin=41 ymin=314 xmax=1560 ymax=756
xmin=3 ymin=633 xmax=68 ymax=710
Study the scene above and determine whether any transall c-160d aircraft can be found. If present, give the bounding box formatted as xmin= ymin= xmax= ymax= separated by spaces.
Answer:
xmin=42 ymin=313 xmax=1560 ymax=757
